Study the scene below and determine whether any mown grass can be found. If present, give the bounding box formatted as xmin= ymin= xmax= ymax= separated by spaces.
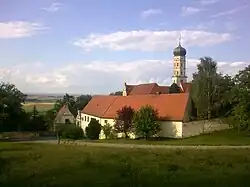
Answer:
xmin=1 ymin=142 xmax=250 ymax=187
xmin=23 ymin=102 xmax=54 ymax=113
xmin=90 ymin=129 xmax=250 ymax=145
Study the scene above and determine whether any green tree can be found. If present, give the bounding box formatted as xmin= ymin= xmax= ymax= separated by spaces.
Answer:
xmin=114 ymin=106 xmax=135 ymax=139
xmin=191 ymin=57 xmax=224 ymax=119
xmin=54 ymin=93 xmax=76 ymax=113
xmin=31 ymin=105 xmax=39 ymax=119
xmin=44 ymin=109 xmax=57 ymax=131
xmin=169 ymin=83 xmax=181 ymax=94
xmin=75 ymin=95 xmax=92 ymax=110
xmin=132 ymin=105 xmax=160 ymax=139
xmin=229 ymin=65 xmax=250 ymax=131
xmin=102 ymin=122 xmax=113 ymax=139
xmin=85 ymin=119 xmax=101 ymax=140
xmin=0 ymin=82 xmax=26 ymax=132
xmin=214 ymin=74 xmax=235 ymax=117
xmin=54 ymin=94 xmax=91 ymax=117
xmin=26 ymin=106 xmax=46 ymax=131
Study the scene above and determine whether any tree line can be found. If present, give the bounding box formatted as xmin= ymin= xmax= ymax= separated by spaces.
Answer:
xmin=0 ymin=85 xmax=91 ymax=133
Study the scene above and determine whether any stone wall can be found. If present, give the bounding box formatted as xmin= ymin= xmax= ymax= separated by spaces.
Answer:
xmin=182 ymin=119 xmax=230 ymax=138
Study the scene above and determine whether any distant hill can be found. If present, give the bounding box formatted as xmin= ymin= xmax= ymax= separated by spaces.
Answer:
xmin=25 ymin=93 xmax=82 ymax=103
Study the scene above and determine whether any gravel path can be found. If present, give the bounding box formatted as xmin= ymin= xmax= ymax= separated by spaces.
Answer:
xmin=23 ymin=140 xmax=250 ymax=149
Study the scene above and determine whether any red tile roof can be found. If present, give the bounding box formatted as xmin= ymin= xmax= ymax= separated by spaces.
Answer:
xmin=82 ymin=93 xmax=189 ymax=121
xmin=126 ymin=83 xmax=169 ymax=95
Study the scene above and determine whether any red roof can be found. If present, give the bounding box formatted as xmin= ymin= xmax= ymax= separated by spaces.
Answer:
xmin=82 ymin=93 xmax=189 ymax=121
xmin=126 ymin=83 xmax=169 ymax=95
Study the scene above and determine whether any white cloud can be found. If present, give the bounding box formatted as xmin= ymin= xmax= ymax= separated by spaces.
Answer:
xmin=200 ymin=0 xmax=220 ymax=5
xmin=0 ymin=21 xmax=47 ymax=39
xmin=181 ymin=7 xmax=203 ymax=16
xmin=43 ymin=2 xmax=63 ymax=13
xmin=73 ymin=29 xmax=233 ymax=52
xmin=141 ymin=9 xmax=162 ymax=18
xmin=0 ymin=59 xmax=248 ymax=94
xmin=211 ymin=5 xmax=248 ymax=18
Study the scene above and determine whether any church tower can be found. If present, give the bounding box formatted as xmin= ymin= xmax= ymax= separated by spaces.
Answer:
xmin=172 ymin=36 xmax=187 ymax=85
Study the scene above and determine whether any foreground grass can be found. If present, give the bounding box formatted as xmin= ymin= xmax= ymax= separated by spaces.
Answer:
xmin=1 ymin=143 xmax=250 ymax=187
xmin=23 ymin=102 xmax=54 ymax=113
xmin=91 ymin=129 xmax=250 ymax=145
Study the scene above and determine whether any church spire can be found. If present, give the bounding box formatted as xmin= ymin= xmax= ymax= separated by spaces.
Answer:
xmin=172 ymin=35 xmax=187 ymax=85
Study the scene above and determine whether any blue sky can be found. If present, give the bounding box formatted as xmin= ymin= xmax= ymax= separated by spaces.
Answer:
xmin=0 ymin=0 xmax=249 ymax=94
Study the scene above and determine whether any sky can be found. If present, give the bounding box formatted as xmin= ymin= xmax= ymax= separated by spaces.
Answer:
xmin=0 ymin=0 xmax=249 ymax=94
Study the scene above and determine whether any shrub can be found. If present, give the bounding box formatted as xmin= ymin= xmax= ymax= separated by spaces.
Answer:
xmin=114 ymin=106 xmax=135 ymax=139
xmin=102 ymin=123 xmax=113 ymax=139
xmin=110 ymin=129 xmax=118 ymax=140
xmin=133 ymin=105 xmax=161 ymax=139
xmin=85 ymin=119 xmax=101 ymax=140
xmin=61 ymin=126 xmax=84 ymax=140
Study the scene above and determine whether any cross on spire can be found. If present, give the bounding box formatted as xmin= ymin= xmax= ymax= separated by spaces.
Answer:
xmin=179 ymin=33 xmax=182 ymax=46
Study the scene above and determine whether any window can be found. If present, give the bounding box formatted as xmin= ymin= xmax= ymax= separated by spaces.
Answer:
xmin=65 ymin=119 xmax=70 ymax=124
xmin=104 ymin=120 xmax=108 ymax=124
xmin=87 ymin=116 xmax=89 ymax=122
xmin=84 ymin=116 xmax=86 ymax=121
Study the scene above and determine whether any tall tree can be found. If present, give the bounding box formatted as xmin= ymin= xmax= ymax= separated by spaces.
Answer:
xmin=54 ymin=94 xmax=91 ymax=117
xmin=44 ymin=109 xmax=57 ymax=131
xmin=191 ymin=57 xmax=220 ymax=119
xmin=0 ymin=82 xmax=26 ymax=132
xmin=54 ymin=93 xmax=76 ymax=116
xmin=114 ymin=106 xmax=135 ymax=139
xmin=31 ymin=105 xmax=39 ymax=119
xmin=229 ymin=65 xmax=250 ymax=131
xmin=75 ymin=95 xmax=92 ymax=110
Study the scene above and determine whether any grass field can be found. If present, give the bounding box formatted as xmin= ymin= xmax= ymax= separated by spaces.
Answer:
xmin=91 ymin=130 xmax=250 ymax=145
xmin=1 ymin=143 xmax=250 ymax=186
xmin=23 ymin=102 xmax=54 ymax=113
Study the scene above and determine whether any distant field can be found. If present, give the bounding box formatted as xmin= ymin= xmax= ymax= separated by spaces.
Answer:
xmin=23 ymin=102 xmax=54 ymax=113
